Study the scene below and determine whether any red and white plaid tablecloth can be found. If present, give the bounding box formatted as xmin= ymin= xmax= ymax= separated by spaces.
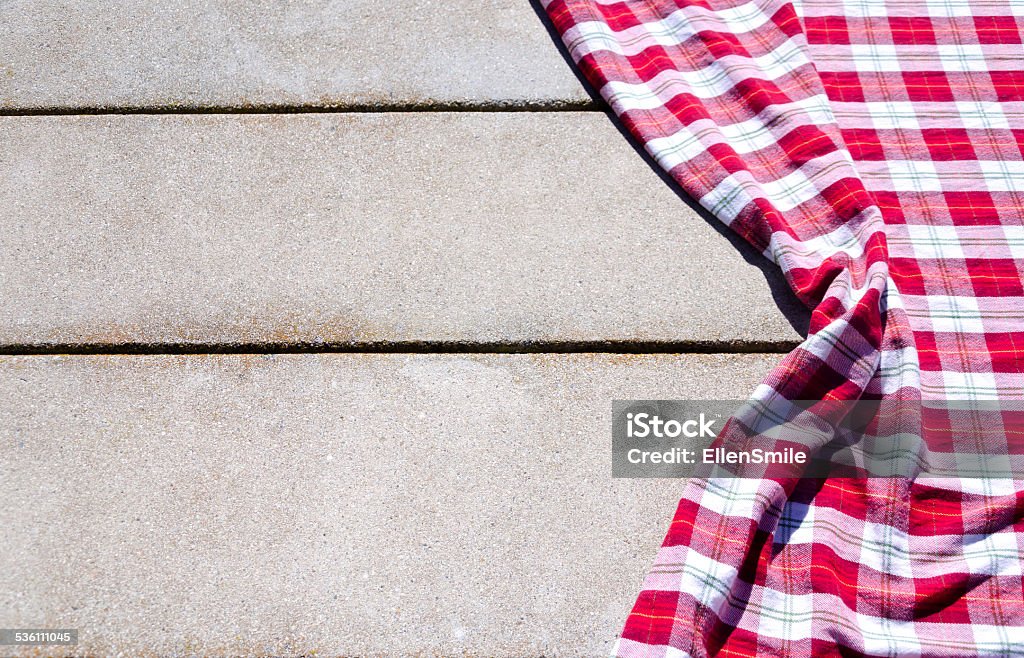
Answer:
xmin=543 ymin=0 xmax=1024 ymax=654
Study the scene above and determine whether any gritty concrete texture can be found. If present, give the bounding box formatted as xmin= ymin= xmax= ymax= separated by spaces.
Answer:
xmin=0 ymin=352 xmax=777 ymax=656
xmin=0 ymin=0 xmax=590 ymax=110
xmin=0 ymin=113 xmax=804 ymax=348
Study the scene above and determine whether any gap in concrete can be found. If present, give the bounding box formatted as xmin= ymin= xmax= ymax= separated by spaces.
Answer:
xmin=0 ymin=100 xmax=601 ymax=116
xmin=0 ymin=339 xmax=799 ymax=357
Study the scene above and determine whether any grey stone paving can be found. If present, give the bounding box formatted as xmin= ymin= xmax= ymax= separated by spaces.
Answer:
xmin=0 ymin=353 xmax=777 ymax=657
xmin=0 ymin=0 xmax=590 ymax=110
xmin=0 ymin=5 xmax=801 ymax=655
xmin=0 ymin=113 xmax=804 ymax=349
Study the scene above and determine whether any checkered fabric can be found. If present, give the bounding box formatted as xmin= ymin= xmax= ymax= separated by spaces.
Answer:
xmin=542 ymin=0 xmax=1024 ymax=654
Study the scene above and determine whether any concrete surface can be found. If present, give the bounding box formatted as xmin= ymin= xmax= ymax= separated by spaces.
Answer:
xmin=0 ymin=352 xmax=776 ymax=657
xmin=0 ymin=0 xmax=590 ymax=111
xmin=0 ymin=113 xmax=804 ymax=349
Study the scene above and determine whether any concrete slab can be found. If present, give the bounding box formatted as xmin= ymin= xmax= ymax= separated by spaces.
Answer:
xmin=0 ymin=0 xmax=589 ymax=111
xmin=0 ymin=113 xmax=804 ymax=349
xmin=0 ymin=352 xmax=776 ymax=657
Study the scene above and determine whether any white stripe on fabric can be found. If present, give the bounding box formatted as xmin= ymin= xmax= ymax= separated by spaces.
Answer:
xmin=614 ymin=638 xmax=694 ymax=658
xmin=562 ymin=0 xmax=780 ymax=61
xmin=601 ymin=38 xmax=810 ymax=111
xmin=766 ymin=222 xmax=867 ymax=267
xmin=699 ymin=172 xmax=756 ymax=225
xmin=646 ymin=94 xmax=837 ymax=174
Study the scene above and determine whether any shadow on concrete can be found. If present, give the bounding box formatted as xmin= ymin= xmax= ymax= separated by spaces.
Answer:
xmin=529 ymin=0 xmax=811 ymax=340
